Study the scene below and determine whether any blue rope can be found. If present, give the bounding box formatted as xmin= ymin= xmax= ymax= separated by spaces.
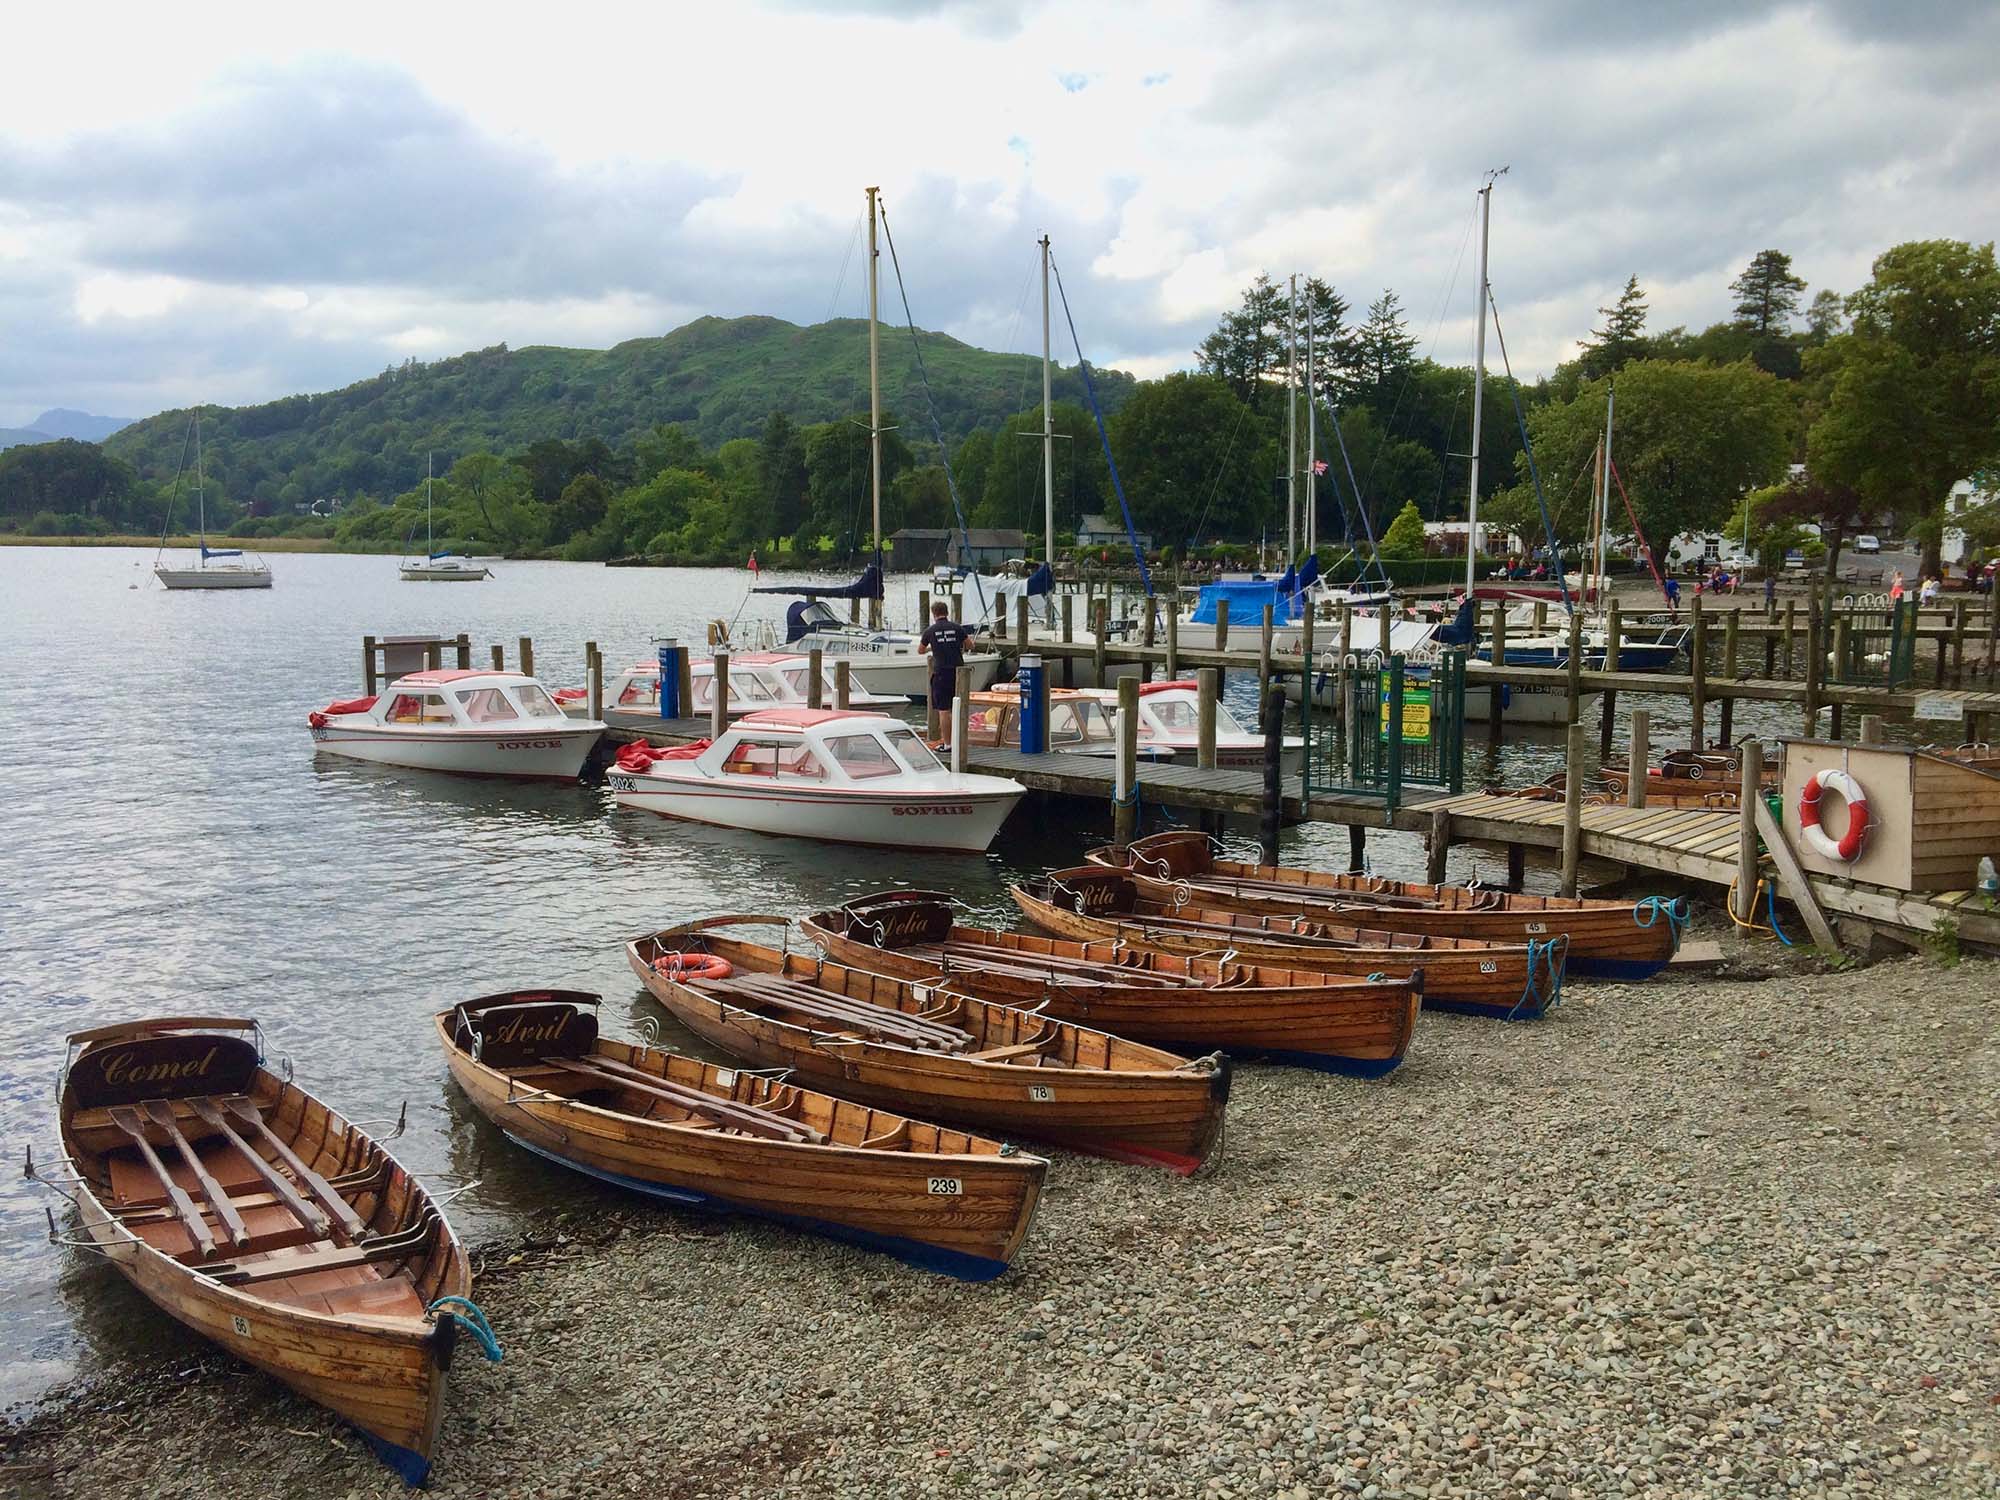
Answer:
xmin=1633 ymin=895 xmax=1689 ymax=950
xmin=875 ymin=203 xmax=988 ymax=621
xmin=1508 ymin=934 xmax=1568 ymax=1021
xmin=1764 ymin=880 xmax=1795 ymax=946
xmin=428 ymin=1296 xmax=503 ymax=1362
xmin=1049 ymin=254 xmax=1154 ymax=599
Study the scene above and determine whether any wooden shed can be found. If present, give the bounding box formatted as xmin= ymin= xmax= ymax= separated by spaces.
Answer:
xmin=1780 ymin=740 xmax=2000 ymax=893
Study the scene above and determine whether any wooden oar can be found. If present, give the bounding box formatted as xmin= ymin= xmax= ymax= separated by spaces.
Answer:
xmin=140 ymin=1101 xmax=250 ymax=1250
xmin=221 ymin=1099 xmax=368 ymax=1241
xmin=187 ymin=1098 xmax=331 ymax=1239
xmin=544 ymin=1056 xmax=823 ymax=1142
xmin=709 ymin=974 xmax=974 ymax=1050
xmin=105 ymin=1107 xmax=216 ymax=1260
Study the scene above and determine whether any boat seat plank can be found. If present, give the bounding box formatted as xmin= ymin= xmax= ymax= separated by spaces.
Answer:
xmin=544 ymin=1057 xmax=825 ymax=1143
xmin=203 ymin=1224 xmax=433 ymax=1287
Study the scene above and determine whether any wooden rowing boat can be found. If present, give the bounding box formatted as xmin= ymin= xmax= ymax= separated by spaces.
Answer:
xmin=799 ymin=891 xmax=1425 ymax=1071
xmin=1088 ymin=830 xmax=1680 ymax=981
xmin=50 ymin=1018 xmax=475 ymax=1485
xmin=1009 ymin=870 xmax=1568 ymax=1020
xmin=628 ymin=917 xmax=1229 ymax=1174
xmin=436 ymin=990 xmax=1045 ymax=1280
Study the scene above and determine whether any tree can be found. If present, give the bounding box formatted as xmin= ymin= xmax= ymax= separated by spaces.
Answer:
xmin=1578 ymin=276 xmax=1651 ymax=379
xmin=971 ymin=401 xmax=1105 ymax=534
xmin=1805 ymin=289 xmax=1845 ymax=345
xmin=1297 ymin=277 xmax=1358 ymax=403
xmin=443 ymin=452 xmax=542 ymax=551
xmin=1106 ymin=374 xmax=1271 ymax=544
xmin=1195 ymin=275 xmax=1288 ymax=404
xmin=756 ymin=412 xmax=809 ymax=546
xmin=1501 ymin=361 xmax=1794 ymax=549
xmin=1355 ymin=291 xmax=1419 ymax=393
xmin=1378 ymin=499 xmax=1427 ymax=559
xmin=1807 ymin=239 xmax=2000 ymax=575
xmin=1730 ymin=250 xmax=1808 ymax=338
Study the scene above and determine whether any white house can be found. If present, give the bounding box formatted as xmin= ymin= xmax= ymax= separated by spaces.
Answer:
xmin=1942 ymin=476 xmax=1995 ymax=565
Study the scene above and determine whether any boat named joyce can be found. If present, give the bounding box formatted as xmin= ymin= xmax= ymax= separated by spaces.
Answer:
xmin=308 ymin=669 xmax=605 ymax=779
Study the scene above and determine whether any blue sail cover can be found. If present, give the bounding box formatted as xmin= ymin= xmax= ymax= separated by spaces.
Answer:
xmin=1190 ymin=579 xmax=1294 ymax=627
xmin=200 ymin=545 xmax=244 ymax=559
xmin=752 ymin=562 xmax=885 ymax=600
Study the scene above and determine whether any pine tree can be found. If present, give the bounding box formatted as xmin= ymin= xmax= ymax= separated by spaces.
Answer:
xmin=1805 ymin=288 xmax=1845 ymax=345
xmin=1297 ymin=276 xmax=1358 ymax=400
xmin=1357 ymin=290 xmax=1419 ymax=390
xmin=1195 ymin=275 xmax=1288 ymax=404
xmin=1580 ymin=276 xmax=1651 ymax=378
xmin=1730 ymin=250 xmax=1808 ymax=337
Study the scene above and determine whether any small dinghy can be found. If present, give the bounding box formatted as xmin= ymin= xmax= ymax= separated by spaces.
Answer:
xmin=43 ymin=1018 xmax=482 ymax=1485
xmin=437 ymin=990 xmax=1046 ymax=1280
xmin=1087 ymin=830 xmax=1682 ymax=981
xmin=630 ymin=917 xmax=1230 ymax=1174
xmin=309 ymin=669 xmax=605 ymax=780
xmin=800 ymin=892 xmax=1425 ymax=1073
xmin=1012 ymin=870 xmax=1568 ymax=1021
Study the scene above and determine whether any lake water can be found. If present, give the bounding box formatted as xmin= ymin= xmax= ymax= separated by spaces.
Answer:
xmin=0 ymin=546 xmax=1823 ymax=1409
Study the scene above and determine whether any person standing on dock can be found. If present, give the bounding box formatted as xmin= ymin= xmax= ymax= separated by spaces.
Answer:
xmin=1764 ymin=572 xmax=1777 ymax=608
xmin=920 ymin=601 xmax=970 ymax=745
xmin=1664 ymin=575 xmax=1681 ymax=612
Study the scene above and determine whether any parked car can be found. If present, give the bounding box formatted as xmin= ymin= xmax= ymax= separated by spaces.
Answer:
xmin=1855 ymin=535 xmax=1882 ymax=553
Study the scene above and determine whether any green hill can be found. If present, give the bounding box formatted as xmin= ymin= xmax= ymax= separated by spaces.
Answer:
xmin=102 ymin=315 xmax=1136 ymax=507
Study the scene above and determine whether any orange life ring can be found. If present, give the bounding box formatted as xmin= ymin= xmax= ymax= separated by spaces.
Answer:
xmin=655 ymin=952 xmax=733 ymax=982
xmin=1798 ymin=768 xmax=1869 ymax=862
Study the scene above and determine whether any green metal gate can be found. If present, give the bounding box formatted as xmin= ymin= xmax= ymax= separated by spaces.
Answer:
xmin=1302 ymin=649 xmax=1466 ymax=813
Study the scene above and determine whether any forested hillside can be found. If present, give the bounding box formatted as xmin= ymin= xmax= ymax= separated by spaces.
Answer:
xmin=99 ymin=316 xmax=1133 ymax=510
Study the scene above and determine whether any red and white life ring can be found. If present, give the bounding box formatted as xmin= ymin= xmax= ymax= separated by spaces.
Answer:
xmin=654 ymin=952 xmax=733 ymax=982
xmin=1798 ymin=769 xmax=1869 ymax=862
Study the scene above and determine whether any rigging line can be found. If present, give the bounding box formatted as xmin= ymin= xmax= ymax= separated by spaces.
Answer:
xmin=1362 ymin=196 xmax=1479 ymax=499
xmin=1608 ymin=457 xmax=1668 ymax=597
xmin=824 ymin=212 xmax=864 ymax=326
xmin=875 ymin=199 xmax=989 ymax=617
xmin=1323 ymin=398 xmax=1383 ymax=577
xmin=1047 ymin=252 xmax=1154 ymax=599
xmin=1184 ymin=397 xmax=1253 ymax=552
xmin=154 ymin=410 xmax=198 ymax=558
xmin=1485 ymin=285 xmax=1573 ymax=612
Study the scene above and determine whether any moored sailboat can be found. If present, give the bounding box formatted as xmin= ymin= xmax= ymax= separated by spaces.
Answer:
xmin=153 ymin=407 xmax=273 ymax=590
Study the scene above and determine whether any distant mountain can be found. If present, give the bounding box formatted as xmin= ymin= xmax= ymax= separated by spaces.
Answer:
xmin=102 ymin=316 xmax=1136 ymax=502
xmin=31 ymin=409 xmax=136 ymax=442
xmin=0 ymin=427 xmax=51 ymax=451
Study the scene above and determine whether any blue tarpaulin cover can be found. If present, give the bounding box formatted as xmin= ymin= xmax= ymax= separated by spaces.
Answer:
xmin=1189 ymin=579 xmax=1294 ymax=627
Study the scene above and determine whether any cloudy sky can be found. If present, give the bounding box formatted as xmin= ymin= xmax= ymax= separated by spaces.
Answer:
xmin=2 ymin=0 xmax=1993 ymax=428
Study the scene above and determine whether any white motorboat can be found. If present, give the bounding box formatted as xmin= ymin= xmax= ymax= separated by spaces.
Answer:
xmin=400 ymin=458 xmax=490 ymax=582
xmin=608 ymin=707 xmax=1024 ymax=852
xmin=309 ymin=670 xmax=604 ymax=779
xmin=756 ymin=596 xmax=1003 ymax=701
xmin=960 ymin=687 xmax=1172 ymax=761
xmin=153 ymin=407 xmax=273 ymax=590
xmin=560 ymin=652 xmax=904 ymax=727
xmin=1080 ymin=681 xmax=1305 ymax=775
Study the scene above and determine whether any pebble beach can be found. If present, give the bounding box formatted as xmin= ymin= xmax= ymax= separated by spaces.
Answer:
xmin=7 ymin=929 xmax=1996 ymax=1500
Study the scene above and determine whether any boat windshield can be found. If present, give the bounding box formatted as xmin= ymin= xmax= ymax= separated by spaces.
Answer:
xmin=1049 ymin=703 xmax=1089 ymax=746
xmin=513 ymin=684 xmax=566 ymax=719
xmin=456 ymin=688 xmax=519 ymax=723
xmin=884 ymin=727 xmax=942 ymax=774
xmin=1147 ymin=697 xmax=1199 ymax=733
xmin=718 ymin=737 xmax=826 ymax=780
xmin=385 ymin=691 xmax=454 ymax=724
xmin=618 ymin=673 xmax=660 ymax=707
xmin=1213 ymin=703 xmax=1250 ymax=735
xmin=823 ymin=732 xmax=905 ymax=779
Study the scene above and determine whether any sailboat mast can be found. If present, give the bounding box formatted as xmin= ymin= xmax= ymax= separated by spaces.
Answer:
xmin=426 ymin=452 xmax=434 ymax=558
xmin=1597 ymin=386 xmax=1615 ymax=603
xmin=1040 ymin=234 xmax=1056 ymax=572
xmin=866 ymin=186 xmax=883 ymax=628
xmin=1305 ymin=305 xmax=1317 ymax=557
xmin=1465 ymin=179 xmax=1493 ymax=593
xmin=193 ymin=407 xmax=206 ymax=558
xmin=1286 ymin=273 xmax=1298 ymax=561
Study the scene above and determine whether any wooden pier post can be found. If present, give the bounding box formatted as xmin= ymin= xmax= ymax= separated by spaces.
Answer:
xmin=1378 ymin=607 xmax=1392 ymax=661
xmin=1016 ymin=595 xmax=1031 ymax=652
xmin=834 ymin=660 xmax=852 ymax=710
xmin=1859 ymin=713 xmax=1883 ymax=744
xmin=1687 ymin=598 xmax=1707 ymax=750
xmin=518 ymin=636 xmax=535 ymax=679
xmin=1599 ymin=599 xmax=1622 ymax=759
xmin=455 ymin=632 xmax=471 ymax=670
xmin=1783 ymin=599 xmax=1797 ymax=677
xmin=1258 ymin=605 xmax=1274 ymax=702
xmin=1113 ymin=675 xmax=1140 ymax=842
xmin=849 ymin=595 xmax=861 ymax=626
xmin=1259 ymin=686 xmax=1283 ymax=867
xmin=1560 ymin=720 xmax=1586 ymax=898
xmin=424 ymin=640 xmax=442 ymax=671
xmin=950 ymin=666 xmax=970 ymax=774
xmin=362 ymin=635 xmax=377 ymax=695
xmin=1060 ymin=593 xmax=1075 ymax=688
xmin=1197 ymin=668 xmax=1219 ymax=770
xmin=1533 ymin=601 xmax=1548 ymax=633
xmin=1505 ymin=842 xmax=1525 ymax=892
xmin=1719 ymin=608 xmax=1739 ymax=745
xmin=1338 ymin=602 xmax=1353 ymax=662
xmin=1627 ymin=708 xmax=1650 ymax=809
xmin=1139 ymin=605 xmax=1157 ymax=685
xmin=1214 ymin=597 xmax=1230 ymax=653
xmin=919 ymin=589 xmax=930 ymax=630
xmin=1986 ymin=588 xmax=1999 ymax=684
xmin=1092 ymin=600 xmax=1109 ymax=686
xmin=807 ymin=646 xmax=824 ymax=710
xmin=1347 ymin=824 xmax=1366 ymax=874
xmin=1802 ymin=588 xmax=1822 ymax=735
xmin=1565 ymin=609 xmax=1584 ymax=726
xmin=1164 ymin=605 xmax=1179 ymax=680
xmin=587 ymin=643 xmax=603 ymax=721
xmin=1487 ymin=605 xmax=1506 ymax=742
xmin=490 ymin=643 xmax=505 ymax=671
xmin=1426 ymin=807 xmax=1452 ymax=885
xmin=710 ymin=651 xmax=730 ymax=738
xmin=677 ymin=650 xmax=694 ymax=724
xmin=1731 ymin=739 xmax=1765 ymax=925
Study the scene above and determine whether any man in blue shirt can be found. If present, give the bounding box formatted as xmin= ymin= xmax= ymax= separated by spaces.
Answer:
xmin=919 ymin=602 xmax=970 ymax=743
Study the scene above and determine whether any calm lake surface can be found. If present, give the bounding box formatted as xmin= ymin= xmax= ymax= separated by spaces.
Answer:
xmin=0 ymin=546 xmax=1820 ymax=1408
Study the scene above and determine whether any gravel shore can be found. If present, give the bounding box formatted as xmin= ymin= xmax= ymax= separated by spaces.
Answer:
xmin=7 ymin=932 xmax=1996 ymax=1500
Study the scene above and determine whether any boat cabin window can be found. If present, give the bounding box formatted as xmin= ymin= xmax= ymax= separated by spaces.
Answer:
xmin=456 ymin=687 xmax=520 ymax=723
xmin=822 ymin=732 xmax=905 ymax=778
xmin=513 ymin=684 xmax=566 ymax=719
xmin=386 ymin=692 xmax=454 ymax=724
xmin=1048 ymin=702 xmax=1089 ymax=746
xmin=1213 ymin=703 xmax=1249 ymax=736
xmin=1148 ymin=697 xmax=1199 ymax=733
xmin=883 ymin=727 xmax=943 ymax=774
xmin=618 ymin=673 xmax=660 ymax=707
xmin=718 ymin=736 xmax=826 ymax=779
